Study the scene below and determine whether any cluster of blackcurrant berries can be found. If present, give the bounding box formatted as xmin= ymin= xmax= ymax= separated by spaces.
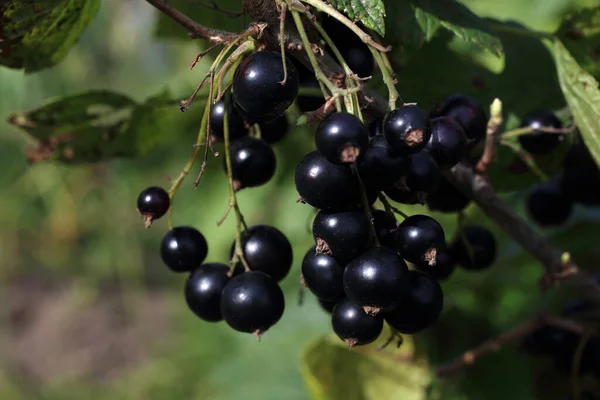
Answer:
xmin=295 ymin=93 xmax=499 ymax=347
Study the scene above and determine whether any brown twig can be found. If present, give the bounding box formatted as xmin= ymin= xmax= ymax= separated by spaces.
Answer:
xmin=475 ymin=98 xmax=503 ymax=174
xmin=435 ymin=315 xmax=586 ymax=377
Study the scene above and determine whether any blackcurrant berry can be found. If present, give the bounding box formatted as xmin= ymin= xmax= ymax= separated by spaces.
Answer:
xmin=384 ymin=151 xmax=441 ymax=205
xmin=451 ymin=225 xmax=496 ymax=271
xmin=358 ymin=135 xmax=408 ymax=191
xmin=426 ymin=176 xmax=470 ymax=213
xmin=220 ymin=271 xmax=285 ymax=336
xmin=232 ymin=225 xmax=293 ymax=282
xmin=384 ymin=270 xmax=444 ymax=334
xmin=232 ymin=51 xmax=300 ymax=122
xmin=526 ymin=180 xmax=573 ymax=227
xmin=383 ymin=105 xmax=432 ymax=155
xmin=296 ymin=63 xmax=323 ymax=113
xmin=415 ymin=247 xmax=456 ymax=281
xmin=562 ymin=272 xmax=600 ymax=320
xmin=318 ymin=298 xmax=339 ymax=314
xmin=161 ymin=226 xmax=208 ymax=273
xmin=225 ymin=136 xmax=276 ymax=190
xmin=425 ymin=117 xmax=468 ymax=169
xmin=185 ymin=263 xmax=231 ymax=322
xmin=312 ymin=210 xmax=370 ymax=266
xmin=315 ymin=112 xmax=369 ymax=164
xmin=209 ymin=99 xmax=248 ymax=142
xmin=367 ymin=117 xmax=384 ymax=137
xmin=301 ymin=245 xmax=345 ymax=301
xmin=372 ymin=210 xmax=398 ymax=249
xmin=339 ymin=45 xmax=375 ymax=78
xmin=518 ymin=110 xmax=564 ymax=155
xmin=294 ymin=150 xmax=360 ymax=210
xmin=331 ymin=299 xmax=384 ymax=347
xmin=395 ymin=215 xmax=446 ymax=266
xmin=137 ymin=186 xmax=170 ymax=227
xmin=258 ymin=113 xmax=289 ymax=144
xmin=343 ymin=247 xmax=410 ymax=315
xmin=430 ymin=94 xmax=487 ymax=142
xmin=561 ymin=142 xmax=600 ymax=206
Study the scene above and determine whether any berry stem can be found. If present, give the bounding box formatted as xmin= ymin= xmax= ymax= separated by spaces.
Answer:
xmin=571 ymin=332 xmax=593 ymax=400
xmin=278 ymin=2 xmax=289 ymax=85
xmin=475 ymin=98 xmax=503 ymax=174
xmin=500 ymin=124 xmax=576 ymax=139
xmin=216 ymin=40 xmax=256 ymax=99
xmin=369 ymin=47 xmax=400 ymax=110
xmin=377 ymin=193 xmax=408 ymax=220
xmin=500 ymin=139 xmax=548 ymax=181
xmin=351 ymin=164 xmax=379 ymax=247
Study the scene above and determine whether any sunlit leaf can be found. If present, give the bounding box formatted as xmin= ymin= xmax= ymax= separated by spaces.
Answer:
xmin=327 ymin=0 xmax=386 ymax=36
xmin=556 ymin=6 xmax=600 ymax=80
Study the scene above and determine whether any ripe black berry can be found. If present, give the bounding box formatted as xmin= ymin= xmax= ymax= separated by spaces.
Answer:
xmin=161 ymin=226 xmax=208 ymax=273
xmin=384 ymin=270 xmax=444 ymax=334
xmin=232 ymin=225 xmax=293 ymax=282
xmin=395 ymin=215 xmax=445 ymax=266
xmin=343 ymin=247 xmax=409 ymax=314
xmin=137 ymin=186 xmax=170 ymax=227
xmin=258 ymin=113 xmax=289 ymax=144
xmin=226 ymin=137 xmax=276 ymax=190
xmin=384 ymin=151 xmax=441 ymax=205
xmin=315 ymin=112 xmax=369 ymax=164
xmin=185 ymin=263 xmax=231 ymax=322
xmin=318 ymin=298 xmax=339 ymax=314
xmin=426 ymin=175 xmax=470 ymax=213
xmin=430 ymin=94 xmax=487 ymax=142
xmin=312 ymin=210 xmax=370 ymax=265
xmin=415 ymin=247 xmax=456 ymax=281
xmin=301 ymin=245 xmax=345 ymax=301
xmin=331 ymin=299 xmax=384 ymax=347
xmin=232 ymin=51 xmax=300 ymax=122
xmin=322 ymin=17 xmax=374 ymax=78
xmin=367 ymin=117 xmax=384 ymax=137
xmin=518 ymin=110 xmax=563 ymax=155
xmin=294 ymin=150 xmax=360 ymax=210
xmin=358 ymin=135 xmax=408 ymax=191
xmin=220 ymin=271 xmax=285 ymax=336
xmin=526 ymin=180 xmax=573 ymax=227
xmin=425 ymin=117 xmax=467 ymax=168
xmin=451 ymin=225 xmax=496 ymax=271
xmin=383 ymin=105 xmax=432 ymax=155
xmin=372 ymin=210 xmax=398 ymax=249
xmin=561 ymin=141 xmax=600 ymax=206
xmin=209 ymin=99 xmax=248 ymax=142
xmin=296 ymin=63 xmax=323 ymax=113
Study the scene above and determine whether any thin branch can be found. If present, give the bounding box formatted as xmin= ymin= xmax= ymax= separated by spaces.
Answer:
xmin=475 ymin=98 xmax=503 ymax=174
xmin=146 ymin=0 xmax=237 ymax=43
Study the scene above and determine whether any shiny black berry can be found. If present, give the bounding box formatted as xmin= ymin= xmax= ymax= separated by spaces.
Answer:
xmin=395 ymin=215 xmax=446 ymax=266
xmin=358 ymin=135 xmax=408 ymax=191
xmin=226 ymin=137 xmax=276 ymax=190
xmin=430 ymin=94 xmax=487 ymax=142
xmin=259 ymin=114 xmax=289 ymax=144
xmin=383 ymin=105 xmax=432 ymax=155
xmin=209 ymin=99 xmax=248 ymax=142
xmin=451 ymin=225 xmax=496 ymax=271
xmin=415 ymin=247 xmax=456 ymax=281
xmin=220 ymin=271 xmax=285 ymax=336
xmin=315 ymin=112 xmax=369 ymax=164
xmin=232 ymin=51 xmax=300 ymax=122
xmin=384 ymin=270 xmax=444 ymax=334
xmin=312 ymin=210 xmax=370 ymax=265
xmin=526 ymin=180 xmax=573 ymax=227
xmin=343 ymin=247 xmax=409 ymax=315
xmin=372 ymin=210 xmax=398 ymax=249
xmin=161 ymin=226 xmax=208 ymax=273
xmin=295 ymin=150 xmax=360 ymax=210
xmin=425 ymin=117 xmax=468 ymax=168
xmin=561 ymin=140 xmax=600 ymax=206
xmin=185 ymin=263 xmax=231 ymax=322
xmin=301 ymin=245 xmax=345 ymax=301
xmin=323 ymin=17 xmax=374 ymax=78
xmin=232 ymin=225 xmax=293 ymax=282
xmin=137 ymin=186 xmax=170 ymax=227
xmin=331 ymin=299 xmax=384 ymax=347
xmin=426 ymin=176 xmax=470 ymax=213
xmin=518 ymin=110 xmax=563 ymax=155
xmin=384 ymin=151 xmax=441 ymax=205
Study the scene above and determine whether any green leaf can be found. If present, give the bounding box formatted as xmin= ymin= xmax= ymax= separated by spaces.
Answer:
xmin=302 ymin=329 xmax=431 ymax=400
xmin=8 ymin=90 xmax=178 ymax=164
xmin=556 ymin=6 xmax=600 ymax=80
xmin=0 ymin=0 xmax=101 ymax=73
xmin=554 ymin=38 xmax=600 ymax=168
xmin=385 ymin=2 xmax=440 ymax=49
xmin=327 ymin=0 xmax=386 ymax=36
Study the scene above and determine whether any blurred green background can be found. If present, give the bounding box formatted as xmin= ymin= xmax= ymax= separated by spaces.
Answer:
xmin=1 ymin=1 xmax=600 ymax=399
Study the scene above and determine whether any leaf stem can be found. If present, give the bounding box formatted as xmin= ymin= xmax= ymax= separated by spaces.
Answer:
xmin=351 ymin=164 xmax=379 ymax=246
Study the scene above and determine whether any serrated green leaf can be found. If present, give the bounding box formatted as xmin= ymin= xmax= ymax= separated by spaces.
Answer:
xmin=327 ymin=0 xmax=386 ymax=36
xmin=8 ymin=90 xmax=178 ymax=164
xmin=385 ymin=2 xmax=440 ymax=49
xmin=0 ymin=0 xmax=100 ymax=73
xmin=556 ymin=6 xmax=600 ymax=80
xmin=554 ymin=39 xmax=600 ymax=169
xmin=302 ymin=329 xmax=431 ymax=400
